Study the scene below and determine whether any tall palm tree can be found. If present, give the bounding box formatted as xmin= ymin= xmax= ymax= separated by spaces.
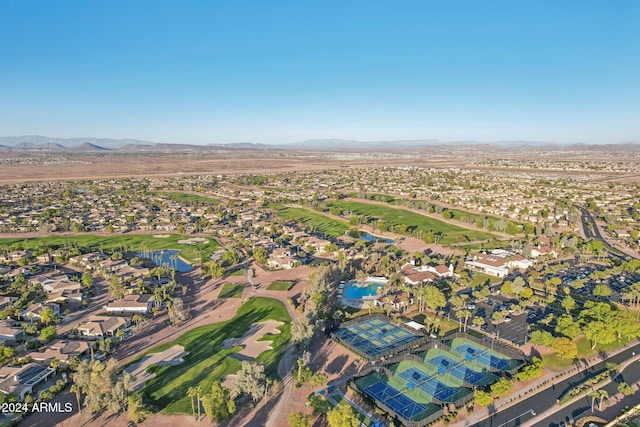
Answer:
xmin=598 ymin=390 xmax=609 ymax=411
xmin=187 ymin=387 xmax=197 ymax=416
xmin=195 ymin=386 xmax=202 ymax=419
xmin=71 ymin=384 xmax=82 ymax=413
xmin=589 ymin=390 xmax=599 ymax=412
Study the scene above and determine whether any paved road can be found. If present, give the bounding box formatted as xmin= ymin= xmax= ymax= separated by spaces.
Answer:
xmin=474 ymin=341 xmax=640 ymax=427
xmin=574 ymin=205 xmax=633 ymax=261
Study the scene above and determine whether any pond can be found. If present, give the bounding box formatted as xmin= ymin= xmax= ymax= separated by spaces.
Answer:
xmin=137 ymin=249 xmax=193 ymax=272
xmin=347 ymin=230 xmax=395 ymax=244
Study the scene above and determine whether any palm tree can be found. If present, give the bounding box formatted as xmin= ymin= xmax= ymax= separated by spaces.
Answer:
xmin=187 ymin=387 xmax=197 ymax=416
xmin=71 ymin=384 xmax=82 ymax=413
xmin=195 ymin=386 xmax=202 ymax=419
xmin=598 ymin=390 xmax=609 ymax=411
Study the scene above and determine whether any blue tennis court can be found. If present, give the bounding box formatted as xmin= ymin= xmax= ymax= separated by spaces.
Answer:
xmin=398 ymin=367 xmax=457 ymax=401
xmin=365 ymin=381 xmax=426 ymax=420
xmin=454 ymin=343 xmax=509 ymax=370
xmin=427 ymin=355 xmax=488 ymax=385
xmin=332 ymin=317 xmax=424 ymax=359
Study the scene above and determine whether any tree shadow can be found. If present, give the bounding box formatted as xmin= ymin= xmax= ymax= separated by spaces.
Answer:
xmin=242 ymin=390 xmax=284 ymax=427
xmin=326 ymin=354 xmax=349 ymax=375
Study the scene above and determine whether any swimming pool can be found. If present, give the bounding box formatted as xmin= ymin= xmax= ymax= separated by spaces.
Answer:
xmin=344 ymin=281 xmax=384 ymax=299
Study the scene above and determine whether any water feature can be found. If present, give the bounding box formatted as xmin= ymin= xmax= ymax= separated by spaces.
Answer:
xmin=137 ymin=249 xmax=193 ymax=272
xmin=348 ymin=230 xmax=395 ymax=244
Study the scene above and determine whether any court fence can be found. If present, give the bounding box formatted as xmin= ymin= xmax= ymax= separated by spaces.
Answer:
xmin=445 ymin=332 xmax=528 ymax=375
xmin=346 ymin=331 xmax=530 ymax=425
xmin=331 ymin=313 xmax=430 ymax=362
xmin=349 ymin=377 xmax=444 ymax=427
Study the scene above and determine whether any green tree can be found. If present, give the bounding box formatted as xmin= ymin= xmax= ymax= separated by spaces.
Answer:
xmin=291 ymin=313 xmax=316 ymax=349
xmin=583 ymin=320 xmax=616 ymax=350
xmin=327 ymin=403 xmax=359 ymax=427
xmin=618 ymin=382 xmax=634 ymax=396
xmin=108 ymin=275 xmax=125 ymax=300
xmin=202 ymin=381 xmax=236 ymax=422
xmin=474 ymin=390 xmax=493 ymax=406
xmin=561 ymin=295 xmax=577 ymax=314
xmin=422 ymin=285 xmax=446 ymax=312
xmin=222 ymin=249 xmax=240 ymax=266
xmin=187 ymin=386 xmax=197 ymax=416
xmin=233 ymin=361 xmax=266 ymax=401
xmin=0 ymin=346 xmax=15 ymax=365
xmin=593 ymin=284 xmax=612 ymax=298
xmin=288 ymin=412 xmax=313 ymax=427
xmin=126 ymin=394 xmax=152 ymax=423
xmin=40 ymin=325 xmax=57 ymax=342
xmin=490 ymin=378 xmax=512 ymax=397
xmin=81 ymin=272 xmax=93 ymax=289
xmin=555 ymin=314 xmax=582 ymax=339
xmin=40 ymin=307 xmax=57 ymax=325
xmin=253 ymin=247 xmax=268 ymax=264
xmin=552 ymin=337 xmax=578 ymax=360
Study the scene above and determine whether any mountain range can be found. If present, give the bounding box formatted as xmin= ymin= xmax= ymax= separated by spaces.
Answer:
xmin=0 ymin=135 xmax=638 ymax=153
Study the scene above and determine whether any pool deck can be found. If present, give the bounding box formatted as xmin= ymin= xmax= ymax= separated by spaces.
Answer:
xmin=341 ymin=278 xmax=386 ymax=308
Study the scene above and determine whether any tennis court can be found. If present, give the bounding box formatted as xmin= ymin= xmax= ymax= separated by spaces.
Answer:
xmin=333 ymin=317 xmax=424 ymax=359
xmin=398 ymin=366 xmax=457 ymax=402
xmin=453 ymin=343 xmax=509 ymax=370
xmin=365 ymin=381 xmax=426 ymax=420
xmin=427 ymin=354 xmax=489 ymax=385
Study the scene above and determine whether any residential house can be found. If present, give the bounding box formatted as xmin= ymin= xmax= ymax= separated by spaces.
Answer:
xmin=0 ymin=296 xmax=17 ymax=311
xmin=77 ymin=315 xmax=129 ymax=339
xmin=21 ymin=303 xmax=60 ymax=322
xmin=0 ymin=363 xmax=56 ymax=401
xmin=530 ymin=245 xmax=558 ymax=259
xmin=305 ymin=236 xmax=332 ymax=254
xmin=267 ymin=248 xmax=299 ymax=270
xmin=26 ymin=340 xmax=90 ymax=365
xmin=104 ymin=294 xmax=153 ymax=314
xmin=0 ymin=325 xmax=25 ymax=343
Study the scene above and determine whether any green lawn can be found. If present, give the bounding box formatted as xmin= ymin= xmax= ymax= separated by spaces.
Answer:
xmin=156 ymin=191 xmax=220 ymax=205
xmin=322 ymin=200 xmax=495 ymax=244
xmin=218 ymin=283 xmax=246 ymax=298
xmin=227 ymin=268 xmax=245 ymax=277
xmin=470 ymin=272 xmax=503 ymax=287
xmin=351 ymin=194 xmax=507 ymax=226
xmin=0 ymin=233 xmax=219 ymax=264
xmin=273 ymin=206 xmax=348 ymax=238
xmin=541 ymin=336 xmax=632 ymax=372
xmin=267 ymin=280 xmax=295 ymax=291
xmin=138 ymin=297 xmax=291 ymax=414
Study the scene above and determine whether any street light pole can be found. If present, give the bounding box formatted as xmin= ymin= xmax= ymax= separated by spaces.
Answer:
xmin=497 ymin=409 xmax=536 ymax=427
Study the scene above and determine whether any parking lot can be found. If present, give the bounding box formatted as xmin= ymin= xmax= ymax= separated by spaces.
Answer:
xmin=451 ymin=294 xmax=556 ymax=346
xmin=473 ymin=297 xmax=528 ymax=345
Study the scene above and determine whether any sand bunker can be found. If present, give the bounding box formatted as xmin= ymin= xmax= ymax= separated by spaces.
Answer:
xmin=125 ymin=345 xmax=189 ymax=390
xmin=178 ymin=237 xmax=210 ymax=245
xmin=152 ymin=234 xmax=170 ymax=238
xmin=222 ymin=320 xmax=285 ymax=360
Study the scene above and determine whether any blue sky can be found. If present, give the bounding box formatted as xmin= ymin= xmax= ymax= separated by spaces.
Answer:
xmin=1 ymin=1 xmax=639 ymax=144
